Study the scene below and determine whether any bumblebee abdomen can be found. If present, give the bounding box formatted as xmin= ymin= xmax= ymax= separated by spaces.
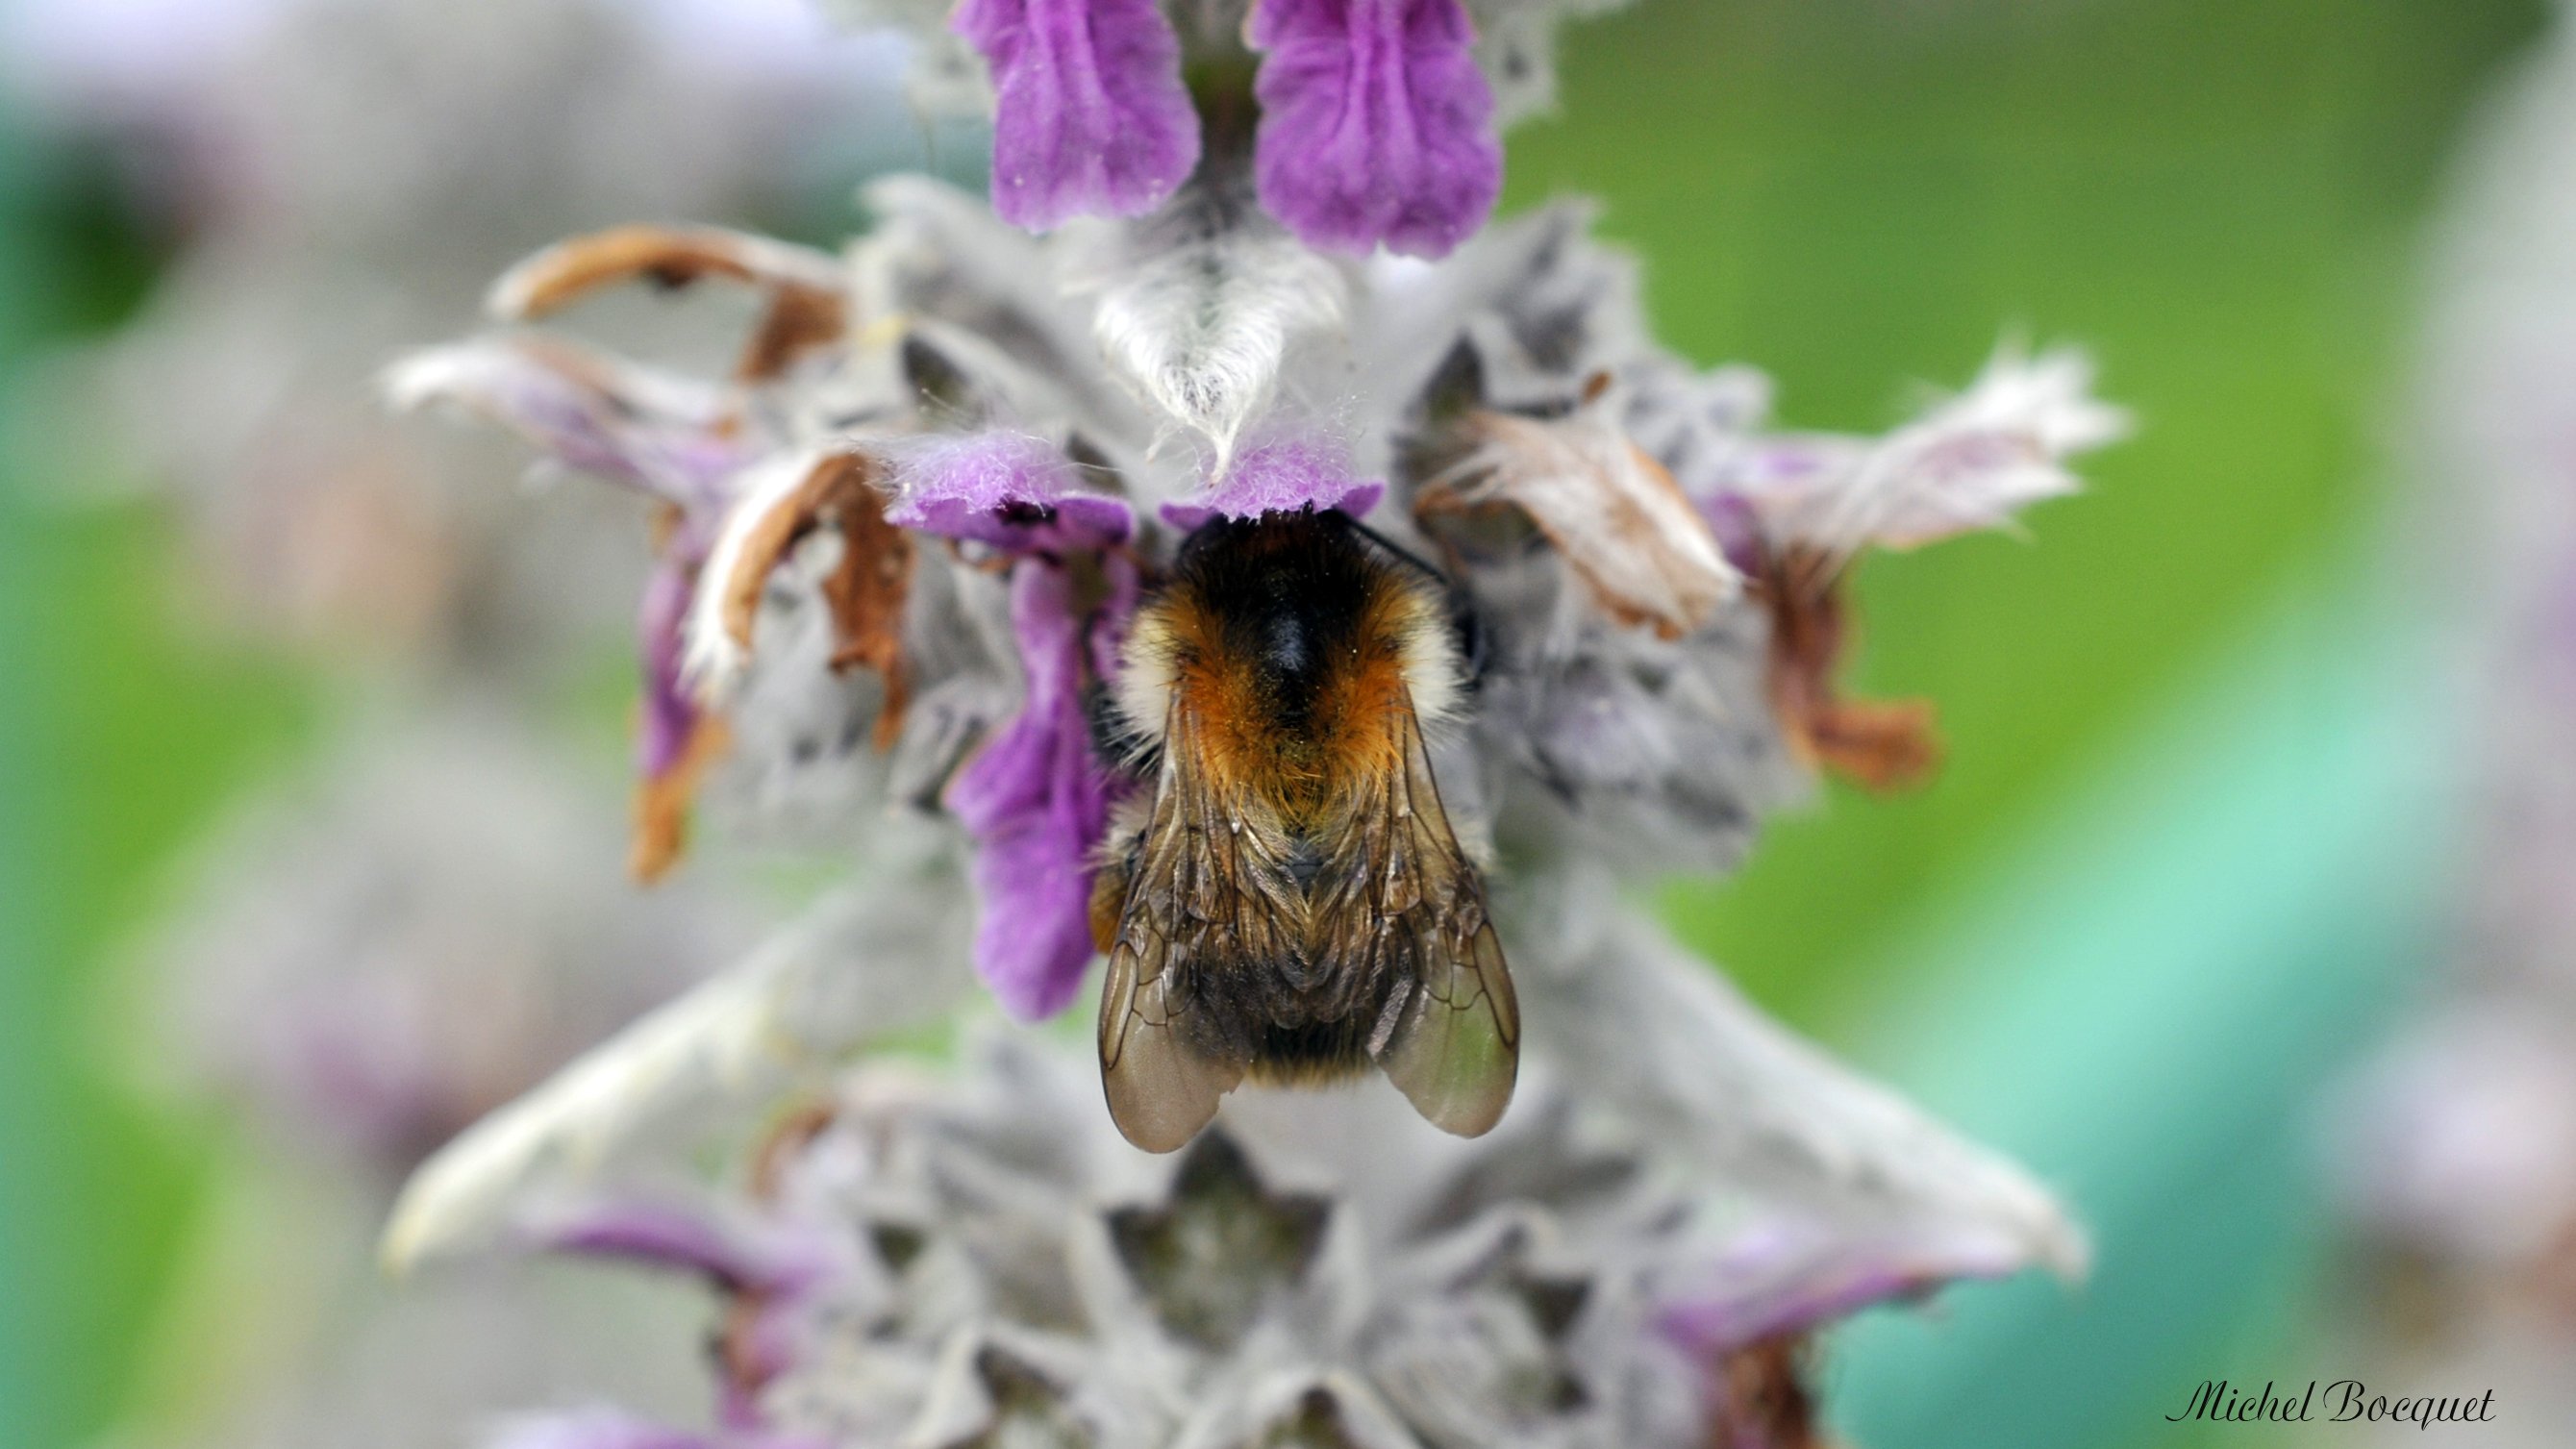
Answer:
xmin=1184 ymin=946 xmax=1399 ymax=1083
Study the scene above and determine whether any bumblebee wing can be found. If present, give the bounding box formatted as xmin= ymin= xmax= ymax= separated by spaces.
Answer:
xmin=1098 ymin=703 xmax=1276 ymax=1152
xmin=1097 ymin=932 xmax=1241 ymax=1154
xmin=1317 ymin=694 xmax=1520 ymax=1137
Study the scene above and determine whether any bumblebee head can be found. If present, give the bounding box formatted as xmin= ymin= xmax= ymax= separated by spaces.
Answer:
xmin=1110 ymin=510 xmax=1464 ymax=772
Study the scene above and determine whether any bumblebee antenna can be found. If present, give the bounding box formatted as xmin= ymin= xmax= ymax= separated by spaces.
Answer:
xmin=1344 ymin=516 xmax=1455 ymax=590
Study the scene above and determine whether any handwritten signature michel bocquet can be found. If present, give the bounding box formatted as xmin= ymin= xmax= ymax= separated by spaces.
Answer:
xmin=2166 ymin=1380 xmax=2495 ymax=1431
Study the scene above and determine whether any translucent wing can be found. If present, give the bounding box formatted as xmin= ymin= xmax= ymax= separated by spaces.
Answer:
xmin=1100 ymin=691 xmax=1517 ymax=1149
xmin=1316 ymin=693 xmax=1520 ymax=1137
xmin=1097 ymin=702 xmax=1296 ymax=1152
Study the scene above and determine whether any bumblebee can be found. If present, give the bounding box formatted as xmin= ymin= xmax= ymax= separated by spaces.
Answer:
xmin=1091 ymin=508 xmax=1519 ymax=1153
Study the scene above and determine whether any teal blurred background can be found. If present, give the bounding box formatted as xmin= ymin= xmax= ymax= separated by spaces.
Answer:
xmin=0 ymin=0 xmax=2546 ymax=1445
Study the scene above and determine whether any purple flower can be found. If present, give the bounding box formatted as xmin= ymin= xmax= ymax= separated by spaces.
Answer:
xmin=945 ymin=560 xmax=1132 ymax=1020
xmin=386 ymin=338 xmax=749 ymax=514
xmin=488 ymin=1410 xmax=824 ymax=1449
xmin=1653 ymin=1216 xmax=2039 ymax=1363
xmin=1251 ymin=0 xmax=1503 ymax=259
xmin=485 ymin=1409 xmax=732 ymax=1449
xmin=888 ymin=433 xmax=1135 ymax=554
xmin=889 ymin=432 xmax=1136 ymax=1018
xmin=537 ymin=1197 xmax=832 ymax=1296
xmin=1698 ymin=487 xmax=1765 ymax=577
xmin=1163 ymin=437 xmax=1385 ymax=528
xmin=953 ymin=0 xmax=1202 ymax=231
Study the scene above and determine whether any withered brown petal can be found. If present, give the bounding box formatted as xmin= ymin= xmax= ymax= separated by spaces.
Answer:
xmin=735 ymin=285 xmax=850 ymax=383
xmin=630 ymin=716 xmax=731 ymax=885
xmin=713 ymin=453 xmax=914 ymax=752
xmin=1711 ymin=1336 xmax=1837 ymax=1449
xmin=1759 ymin=545 xmax=1942 ymax=793
xmin=488 ymin=224 xmax=849 ymax=382
xmin=814 ymin=463 xmax=915 ymax=752
xmin=1433 ymin=409 xmax=1737 ymax=640
xmin=490 ymin=223 xmax=845 ymax=319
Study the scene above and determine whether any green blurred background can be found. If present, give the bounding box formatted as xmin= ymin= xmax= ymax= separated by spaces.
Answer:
xmin=0 ymin=0 xmax=2546 ymax=1444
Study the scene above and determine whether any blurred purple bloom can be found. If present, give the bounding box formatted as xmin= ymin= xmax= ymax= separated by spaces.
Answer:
xmin=1698 ymin=487 xmax=1765 ymax=576
xmin=1163 ymin=437 xmax=1385 ymax=528
xmin=386 ymin=340 xmax=748 ymax=514
xmin=953 ymin=0 xmax=1201 ymax=231
xmin=538 ymin=1198 xmax=829 ymax=1295
xmin=888 ymin=433 xmax=1134 ymax=554
xmin=945 ymin=561 xmax=1131 ymax=1019
xmin=1653 ymin=1217 xmax=2038 ymax=1363
xmin=489 ymin=1408 xmax=822 ymax=1449
xmin=0 ymin=0 xmax=272 ymax=112
xmin=1250 ymin=0 xmax=1502 ymax=258
xmin=487 ymin=1409 xmax=728 ymax=1449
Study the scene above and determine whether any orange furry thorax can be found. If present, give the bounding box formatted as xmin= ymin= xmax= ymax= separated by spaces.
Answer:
xmin=1162 ymin=584 xmax=1419 ymax=817
xmin=1129 ymin=510 xmax=1442 ymax=823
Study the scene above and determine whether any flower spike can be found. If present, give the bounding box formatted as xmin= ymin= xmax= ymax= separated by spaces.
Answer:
xmin=954 ymin=0 xmax=1203 ymax=231
xmin=369 ymin=29 xmax=2123 ymax=1434
xmin=1251 ymin=0 xmax=1505 ymax=259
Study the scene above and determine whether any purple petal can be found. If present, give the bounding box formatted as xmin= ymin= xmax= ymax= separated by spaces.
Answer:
xmin=485 ymin=1409 xmax=726 ymax=1449
xmin=945 ymin=562 xmax=1124 ymax=1020
xmin=954 ymin=0 xmax=1202 ymax=230
xmin=1654 ymin=1217 xmax=2039 ymax=1359
xmin=387 ymin=340 xmax=748 ymax=512
xmin=1696 ymin=489 xmax=1764 ymax=576
xmin=638 ymin=558 xmax=700 ymax=785
xmin=888 ymin=433 xmax=1134 ymax=554
xmin=1162 ymin=437 xmax=1385 ymax=528
xmin=487 ymin=1412 xmax=826 ymax=1449
xmin=535 ymin=1197 xmax=834 ymax=1298
xmin=0 ymin=0 xmax=275 ymax=112
xmin=1250 ymin=0 xmax=1502 ymax=259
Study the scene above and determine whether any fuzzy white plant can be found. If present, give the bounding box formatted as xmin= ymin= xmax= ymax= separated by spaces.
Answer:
xmin=489 ymin=1026 xmax=2072 ymax=1449
xmin=368 ymin=1 xmax=2125 ymax=1443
